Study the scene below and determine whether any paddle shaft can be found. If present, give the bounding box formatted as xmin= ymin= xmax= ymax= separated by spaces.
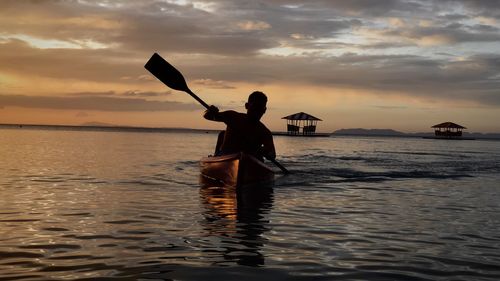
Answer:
xmin=268 ymin=158 xmax=290 ymax=174
xmin=145 ymin=53 xmax=290 ymax=174
xmin=186 ymin=88 xmax=209 ymax=109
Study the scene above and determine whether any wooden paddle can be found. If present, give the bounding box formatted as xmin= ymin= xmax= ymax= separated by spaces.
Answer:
xmin=144 ymin=52 xmax=290 ymax=174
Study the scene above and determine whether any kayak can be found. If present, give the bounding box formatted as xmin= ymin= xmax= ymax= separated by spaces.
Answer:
xmin=200 ymin=152 xmax=275 ymax=187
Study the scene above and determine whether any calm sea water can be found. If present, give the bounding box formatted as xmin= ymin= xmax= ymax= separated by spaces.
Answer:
xmin=1 ymin=127 xmax=500 ymax=280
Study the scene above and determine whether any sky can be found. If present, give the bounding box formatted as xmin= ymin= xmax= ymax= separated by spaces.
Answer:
xmin=1 ymin=0 xmax=500 ymax=133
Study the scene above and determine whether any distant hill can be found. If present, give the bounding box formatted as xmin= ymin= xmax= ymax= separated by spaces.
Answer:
xmin=332 ymin=128 xmax=500 ymax=139
xmin=333 ymin=128 xmax=406 ymax=136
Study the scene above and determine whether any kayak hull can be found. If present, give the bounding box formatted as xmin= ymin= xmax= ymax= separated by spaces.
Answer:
xmin=200 ymin=153 xmax=275 ymax=187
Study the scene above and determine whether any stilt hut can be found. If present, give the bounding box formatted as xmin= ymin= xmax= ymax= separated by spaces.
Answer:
xmin=432 ymin=122 xmax=466 ymax=138
xmin=282 ymin=112 xmax=322 ymax=136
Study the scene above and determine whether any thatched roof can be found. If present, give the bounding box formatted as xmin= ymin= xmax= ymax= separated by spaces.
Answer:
xmin=282 ymin=112 xmax=322 ymax=121
xmin=431 ymin=122 xmax=466 ymax=129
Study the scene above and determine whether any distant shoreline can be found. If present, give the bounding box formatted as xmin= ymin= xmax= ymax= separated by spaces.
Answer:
xmin=0 ymin=123 xmax=219 ymax=134
xmin=1 ymin=123 xmax=500 ymax=140
xmin=331 ymin=128 xmax=500 ymax=140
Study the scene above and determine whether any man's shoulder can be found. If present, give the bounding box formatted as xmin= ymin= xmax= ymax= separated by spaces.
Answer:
xmin=258 ymin=121 xmax=272 ymax=134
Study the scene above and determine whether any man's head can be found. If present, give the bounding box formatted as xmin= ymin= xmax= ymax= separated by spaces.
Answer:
xmin=245 ymin=91 xmax=267 ymax=121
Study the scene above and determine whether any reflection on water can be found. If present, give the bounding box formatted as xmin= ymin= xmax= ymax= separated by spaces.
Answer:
xmin=1 ymin=129 xmax=500 ymax=280
xmin=199 ymin=182 xmax=274 ymax=267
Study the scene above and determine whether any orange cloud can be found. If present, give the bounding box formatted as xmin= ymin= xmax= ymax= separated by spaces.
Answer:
xmin=236 ymin=20 xmax=271 ymax=31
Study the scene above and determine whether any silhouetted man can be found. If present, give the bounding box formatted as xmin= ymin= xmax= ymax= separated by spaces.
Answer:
xmin=203 ymin=91 xmax=276 ymax=161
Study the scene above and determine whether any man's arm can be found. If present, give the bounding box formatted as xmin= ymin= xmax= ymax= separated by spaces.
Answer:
xmin=262 ymin=128 xmax=276 ymax=160
xmin=204 ymin=108 xmax=240 ymax=124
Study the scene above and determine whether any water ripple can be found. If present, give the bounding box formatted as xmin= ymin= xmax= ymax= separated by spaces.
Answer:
xmin=2 ymin=130 xmax=500 ymax=280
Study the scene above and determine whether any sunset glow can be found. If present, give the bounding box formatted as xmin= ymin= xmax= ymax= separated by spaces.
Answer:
xmin=1 ymin=0 xmax=500 ymax=132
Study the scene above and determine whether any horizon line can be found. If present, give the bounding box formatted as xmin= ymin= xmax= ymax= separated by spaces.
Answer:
xmin=1 ymin=123 xmax=500 ymax=136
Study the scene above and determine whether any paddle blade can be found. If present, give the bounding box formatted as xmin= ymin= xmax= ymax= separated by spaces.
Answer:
xmin=144 ymin=53 xmax=190 ymax=92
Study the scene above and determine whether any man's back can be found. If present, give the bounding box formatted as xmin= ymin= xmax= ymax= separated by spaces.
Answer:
xmin=203 ymin=91 xmax=276 ymax=160
xmin=216 ymin=110 xmax=272 ymax=156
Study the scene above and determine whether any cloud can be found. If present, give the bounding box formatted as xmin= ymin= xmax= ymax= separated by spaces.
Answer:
xmin=70 ymin=91 xmax=116 ymax=97
xmin=2 ymin=32 xmax=499 ymax=107
xmin=381 ymin=24 xmax=500 ymax=46
xmin=324 ymin=1 xmax=427 ymax=17
xmin=192 ymin=79 xmax=235 ymax=89
xmin=1 ymin=0 xmax=500 ymax=110
xmin=0 ymin=0 xmax=497 ymax=56
xmin=121 ymin=90 xmax=170 ymax=97
xmin=182 ymin=52 xmax=500 ymax=105
xmin=372 ymin=105 xmax=408 ymax=110
xmin=454 ymin=0 xmax=500 ymax=17
xmin=0 ymin=94 xmax=200 ymax=111
xmin=75 ymin=111 xmax=90 ymax=117
xmin=123 ymin=75 xmax=155 ymax=82
xmin=0 ymin=0 xmax=276 ymax=56
xmin=0 ymin=39 xmax=143 ymax=83
xmin=68 ymin=90 xmax=171 ymax=97
xmin=237 ymin=20 xmax=271 ymax=31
